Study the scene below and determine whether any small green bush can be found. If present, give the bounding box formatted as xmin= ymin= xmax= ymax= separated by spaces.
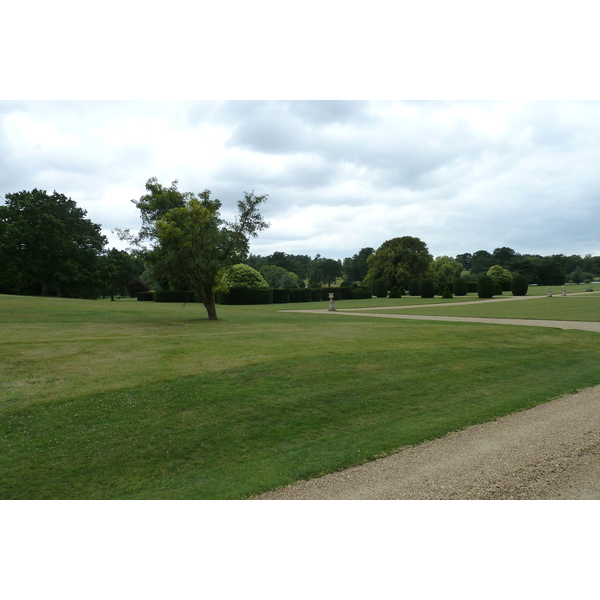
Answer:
xmin=408 ymin=278 xmax=420 ymax=296
xmin=420 ymin=278 xmax=435 ymax=298
xmin=441 ymin=286 xmax=453 ymax=299
xmin=389 ymin=286 xmax=401 ymax=298
xmin=511 ymin=274 xmax=528 ymax=296
xmin=477 ymin=275 xmax=495 ymax=299
xmin=352 ymin=287 xmax=372 ymax=299
xmin=453 ymin=277 xmax=467 ymax=296
xmin=372 ymin=278 xmax=388 ymax=298
xmin=494 ymin=282 xmax=503 ymax=295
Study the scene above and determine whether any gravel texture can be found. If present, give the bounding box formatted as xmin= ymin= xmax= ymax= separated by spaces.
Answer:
xmin=254 ymin=295 xmax=600 ymax=500
xmin=254 ymin=384 xmax=600 ymax=500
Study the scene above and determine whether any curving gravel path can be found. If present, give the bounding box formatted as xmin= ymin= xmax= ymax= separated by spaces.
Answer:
xmin=254 ymin=293 xmax=600 ymax=500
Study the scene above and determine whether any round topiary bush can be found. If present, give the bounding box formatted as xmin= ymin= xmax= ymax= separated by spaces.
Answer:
xmin=420 ymin=278 xmax=435 ymax=298
xmin=408 ymin=278 xmax=420 ymax=296
xmin=441 ymin=286 xmax=453 ymax=299
xmin=511 ymin=274 xmax=528 ymax=296
xmin=453 ymin=277 xmax=467 ymax=296
xmin=372 ymin=277 xmax=388 ymax=298
xmin=389 ymin=286 xmax=401 ymax=298
xmin=477 ymin=275 xmax=495 ymax=298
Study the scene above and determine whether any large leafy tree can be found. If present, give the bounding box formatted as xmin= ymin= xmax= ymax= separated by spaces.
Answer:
xmin=122 ymin=178 xmax=269 ymax=320
xmin=427 ymin=255 xmax=463 ymax=283
xmin=0 ymin=189 xmax=106 ymax=297
xmin=342 ymin=247 xmax=375 ymax=283
xmin=100 ymin=248 xmax=144 ymax=300
xmin=365 ymin=236 xmax=432 ymax=289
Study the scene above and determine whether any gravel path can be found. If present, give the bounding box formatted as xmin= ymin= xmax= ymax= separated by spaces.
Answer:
xmin=254 ymin=294 xmax=600 ymax=500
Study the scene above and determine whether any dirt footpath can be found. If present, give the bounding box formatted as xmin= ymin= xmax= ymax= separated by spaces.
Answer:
xmin=254 ymin=384 xmax=600 ymax=500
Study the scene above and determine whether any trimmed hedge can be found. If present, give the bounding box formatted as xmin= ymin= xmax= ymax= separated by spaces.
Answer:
xmin=477 ymin=275 xmax=495 ymax=299
xmin=420 ymin=278 xmax=435 ymax=298
xmin=137 ymin=291 xmax=155 ymax=301
xmin=372 ymin=278 xmax=388 ymax=298
xmin=217 ymin=288 xmax=273 ymax=305
xmin=511 ymin=274 xmax=528 ymax=296
xmin=352 ymin=286 xmax=373 ymax=299
xmin=154 ymin=291 xmax=196 ymax=303
xmin=453 ymin=277 xmax=468 ymax=296
xmin=408 ymin=278 xmax=420 ymax=296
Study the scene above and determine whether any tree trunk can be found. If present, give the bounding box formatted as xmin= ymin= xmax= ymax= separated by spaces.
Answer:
xmin=203 ymin=291 xmax=218 ymax=320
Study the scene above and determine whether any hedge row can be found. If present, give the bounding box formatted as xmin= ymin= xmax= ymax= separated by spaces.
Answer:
xmin=139 ymin=287 xmax=374 ymax=305
xmin=218 ymin=286 xmax=369 ymax=305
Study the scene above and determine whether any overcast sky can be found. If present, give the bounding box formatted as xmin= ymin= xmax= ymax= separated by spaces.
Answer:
xmin=3 ymin=2 xmax=600 ymax=263
xmin=2 ymin=99 xmax=600 ymax=261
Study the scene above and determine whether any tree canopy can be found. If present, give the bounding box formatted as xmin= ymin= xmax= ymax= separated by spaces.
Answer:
xmin=0 ymin=189 xmax=107 ymax=297
xmin=219 ymin=263 xmax=269 ymax=290
xmin=365 ymin=236 xmax=433 ymax=289
xmin=123 ymin=178 xmax=269 ymax=320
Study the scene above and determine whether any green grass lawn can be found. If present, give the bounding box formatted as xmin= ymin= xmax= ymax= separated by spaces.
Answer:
xmin=2 ymin=293 xmax=600 ymax=499
xmin=378 ymin=292 xmax=600 ymax=321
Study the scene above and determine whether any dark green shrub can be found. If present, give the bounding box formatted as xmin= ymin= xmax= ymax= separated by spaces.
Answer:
xmin=372 ymin=278 xmax=388 ymax=298
xmin=511 ymin=274 xmax=528 ymax=296
xmin=288 ymin=289 xmax=303 ymax=303
xmin=136 ymin=291 xmax=155 ymax=301
xmin=466 ymin=281 xmax=478 ymax=294
xmin=217 ymin=288 xmax=273 ymax=305
xmin=420 ymin=278 xmax=435 ymax=298
xmin=408 ymin=278 xmax=420 ymax=296
xmin=154 ymin=291 xmax=195 ymax=303
xmin=477 ymin=275 xmax=495 ymax=298
xmin=301 ymin=288 xmax=312 ymax=302
xmin=453 ymin=277 xmax=467 ymax=296
xmin=310 ymin=288 xmax=323 ymax=301
xmin=389 ymin=286 xmax=401 ymax=298
xmin=494 ymin=282 xmax=503 ymax=295
xmin=440 ymin=286 xmax=453 ymax=299
xmin=272 ymin=289 xmax=289 ymax=303
xmin=340 ymin=280 xmax=351 ymax=288
xmin=352 ymin=286 xmax=372 ymax=299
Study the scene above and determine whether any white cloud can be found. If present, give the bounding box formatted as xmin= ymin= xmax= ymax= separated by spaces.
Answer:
xmin=3 ymin=100 xmax=600 ymax=262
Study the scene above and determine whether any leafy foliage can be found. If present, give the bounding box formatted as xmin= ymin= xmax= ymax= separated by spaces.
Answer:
xmin=260 ymin=264 xmax=299 ymax=289
xmin=389 ymin=286 xmax=401 ymax=298
xmin=121 ymin=178 xmax=269 ymax=320
xmin=487 ymin=264 xmax=513 ymax=286
xmin=427 ymin=255 xmax=463 ymax=283
xmin=365 ymin=236 xmax=432 ymax=289
xmin=0 ymin=189 xmax=106 ymax=297
xmin=219 ymin=263 xmax=269 ymax=291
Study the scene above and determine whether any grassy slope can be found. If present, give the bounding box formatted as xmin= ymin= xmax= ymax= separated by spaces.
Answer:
xmin=2 ymin=293 xmax=600 ymax=499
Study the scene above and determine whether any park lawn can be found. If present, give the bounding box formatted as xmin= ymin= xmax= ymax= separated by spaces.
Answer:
xmin=2 ymin=293 xmax=600 ymax=499
xmin=378 ymin=292 xmax=600 ymax=321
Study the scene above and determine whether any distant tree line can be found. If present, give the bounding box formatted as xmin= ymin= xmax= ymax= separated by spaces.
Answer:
xmin=0 ymin=189 xmax=144 ymax=298
xmin=2 ymin=186 xmax=599 ymax=310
